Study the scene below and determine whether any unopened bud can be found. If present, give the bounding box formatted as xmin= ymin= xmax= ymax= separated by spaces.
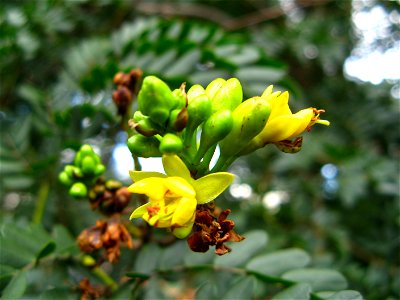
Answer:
xmin=138 ymin=76 xmax=175 ymax=126
xmin=219 ymin=97 xmax=271 ymax=158
xmin=159 ymin=133 xmax=184 ymax=154
xmin=187 ymin=84 xmax=206 ymax=102
xmin=59 ymin=172 xmax=72 ymax=186
xmin=171 ymin=84 xmax=187 ymax=110
xmin=186 ymin=94 xmax=212 ymax=132
xmin=81 ymin=156 xmax=96 ymax=175
xmin=195 ymin=110 xmax=233 ymax=161
xmin=127 ymin=135 xmax=161 ymax=157
xmin=69 ymin=182 xmax=88 ymax=198
xmin=168 ymin=108 xmax=188 ymax=132
xmin=210 ymin=78 xmax=243 ymax=113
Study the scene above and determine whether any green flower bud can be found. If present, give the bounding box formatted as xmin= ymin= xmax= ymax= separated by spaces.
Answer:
xmin=205 ymin=78 xmax=226 ymax=100
xmin=168 ymin=108 xmax=189 ymax=132
xmin=171 ymin=85 xmax=187 ymax=110
xmin=132 ymin=111 xmax=161 ymax=136
xmin=105 ymin=179 xmax=122 ymax=190
xmin=187 ymin=84 xmax=206 ymax=102
xmin=210 ymin=78 xmax=243 ymax=113
xmin=94 ymin=164 xmax=106 ymax=176
xmin=81 ymin=156 xmax=96 ymax=175
xmin=59 ymin=171 xmax=72 ymax=186
xmin=74 ymin=151 xmax=82 ymax=166
xmin=73 ymin=167 xmax=83 ymax=178
xmin=159 ymin=133 xmax=184 ymax=154
xmin=219 ymin=97 xmax=271 ymax=158
xmin=64 ymin=165 xmax=75 ymax=178
xmin=79 ymin=144 xmax=94 ymax=157
xmin=82 ymin=255 xmax=96 ymax=267
xmin=187 ymin=93 xmax=212 ymax=132
xmin=137 ymin=76 xmax=175 ymax=125
xmin=195 ymin=110 xmax=233 ymax=162
xmin=127 ymin=135 xmax=161 ymax=158
xmin=69 ymin=182 xmax=87 ymax=198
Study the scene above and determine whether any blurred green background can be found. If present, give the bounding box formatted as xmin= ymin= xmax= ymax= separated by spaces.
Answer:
xmin=0 ymin=0 xmax=399 ymax=299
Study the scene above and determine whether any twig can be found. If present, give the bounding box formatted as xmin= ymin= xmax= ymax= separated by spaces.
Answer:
xmin=134 ymin=0 xmax=334 ymax=31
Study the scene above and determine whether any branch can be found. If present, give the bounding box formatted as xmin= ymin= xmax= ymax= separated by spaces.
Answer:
xmin=134 ymin=0 xmax=334 ymax=31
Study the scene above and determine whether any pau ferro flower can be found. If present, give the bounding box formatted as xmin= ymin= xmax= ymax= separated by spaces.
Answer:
xmin=241 ymin=86 xmax=330 ymax=154
xmin=128 ymin=155 xmax=234 ymax=238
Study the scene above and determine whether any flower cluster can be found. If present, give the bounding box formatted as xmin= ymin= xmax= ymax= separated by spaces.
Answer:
xmin=126 ymin=76 xmax=329 ymax=253
xmin=128 ymin=155 xmax=234 ymax=239
xmin=59 ymin=144 xmax=105 ymax=198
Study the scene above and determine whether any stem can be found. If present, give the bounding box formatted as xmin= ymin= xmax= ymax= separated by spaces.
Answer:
xmin=133 ymin=155 xmax=142 ymax=171
xmin=92 ymin=266 xmax=118 ymax=292
xmin=32 ymin=181 xmax=50 ymax=224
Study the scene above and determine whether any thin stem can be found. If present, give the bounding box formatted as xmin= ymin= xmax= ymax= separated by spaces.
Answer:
xmin=92 ymin=266 xmax=119 ymax=292
xmin=133 ymin=155 xmax=142 ymax=171
xmin=32 ymin=181 xmax=50 ymax=224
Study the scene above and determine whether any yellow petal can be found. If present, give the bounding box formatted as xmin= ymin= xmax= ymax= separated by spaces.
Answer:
xmin=129 ymin=203 xmax=150 ymax=219
xmin=171 ymin=197 xmax=197 ymax=226
xmin=287 ymin=108 xmax=314 ymax=139
xmin=261 ymin=85 xmax=273 ymax=98
xmin=162 ymin=154 xmax=193 ymax=183
xmin=129 ymin=170 xmax=166 ymax=182
xmin=193 ymin=172 xmax=235 ymax=204
xmin=128 ymin=177 xmax=167 ymax=200
xmin=268 ymin=91 xmax=292 ymax=119
xmin=260 ymin=115 xmax=305 ymax=143
xmin=165 ymin=177 xmax=195 ymax=197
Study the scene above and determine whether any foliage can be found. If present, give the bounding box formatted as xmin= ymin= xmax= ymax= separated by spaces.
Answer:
xmin=0 ymin=0 xmax=398 ymax=299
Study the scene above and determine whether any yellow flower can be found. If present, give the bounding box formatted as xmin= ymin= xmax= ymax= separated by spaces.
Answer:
xmin=258 ymin=86 xmax=330 ymax=143
xmin=237 ymin=86 xmax=329 ymax=155
xmin=128 ymin=155 xmax=234 ymax=238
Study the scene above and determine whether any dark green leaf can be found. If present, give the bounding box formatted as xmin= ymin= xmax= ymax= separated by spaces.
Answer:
xmin=52 ymin=225 xmax=79 ymax=256
xmin=36 ymin=241 xmax=56 ymax=262
xmin=158 ymin=240 xmax=186 ymax=271
xmin=246 ymin=248 xmax=311 ymax=277
xmin=1 ymin=271 xmax=27 ymax=300
xmin=133 ymin=243 xmax=162 ymax=275
xmin=39 ymin=288 xmax=77 ymax=300
xmin=272 ymin=283 xmax=312 ymax=300
xmin=125 ymin=272 xmax=151 ymax=280
xmin=282 ymin=268 xmax=348 ymax=292
xmin=214 ymin=230 xmax=268 ymax=267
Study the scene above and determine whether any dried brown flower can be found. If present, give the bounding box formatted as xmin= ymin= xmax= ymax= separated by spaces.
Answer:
xmin=77 ymin=217 xmax=134 ymax=263
xmin=88 ymin=179 xmax=131 ymax=215
xmin=78 ymin=278 xmax=105 ymax=300
xmin=187 ymin=205 xmax=244 ymax=255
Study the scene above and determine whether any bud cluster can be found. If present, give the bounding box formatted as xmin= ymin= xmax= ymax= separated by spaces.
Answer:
xmin=112 ymin=69 xmax=143 ymax=116
xmin=127 ymin=75 xmax=329 ymax=176
xmin=127 ymin=76 xmax=275 ymax=176
xmin=58 ymin=144 xmax=106 ymax=198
